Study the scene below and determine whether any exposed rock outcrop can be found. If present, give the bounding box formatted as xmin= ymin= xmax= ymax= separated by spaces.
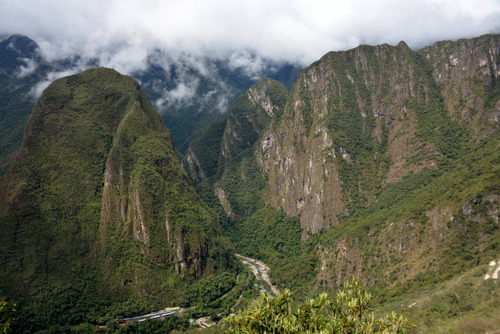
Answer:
xmin=258 ymin=35 xmax=499 ymax=237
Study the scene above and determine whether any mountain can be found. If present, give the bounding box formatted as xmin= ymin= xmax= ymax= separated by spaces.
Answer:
xmin=259 ymin=34 xmax=498 ymax=236
xmin=184 ymin=77 xmax=289 ymax=181
xmin=184 ymin=78 xmax=289 ymax=219
xmin=0 ymin=67 xmax=235 ymax=331
xmin=0 ymin=34 xmax=40 ymax=72
xmin=133 ymin=52 xmax=301 ymax=154
xmin=0 ymin=32 xmax=498 ymax=332
xmin=0 ymin=35 xmax=302 ymax=177
xmin=187 ymin=34 xmax=499 ymax=332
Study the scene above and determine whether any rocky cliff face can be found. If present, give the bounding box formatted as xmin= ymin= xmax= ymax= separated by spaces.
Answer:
xmin=221 ymin=78 xmax=288 ymax=160
xmin=258 ymin=35 xmax=499 ymax=237
xmin=419 ymin=34 xmax=500 ymax=140
xmin=0 ymin=68 xmax=232 ymax=301
xmin=215 ymin=78 xmax=288 ymax=219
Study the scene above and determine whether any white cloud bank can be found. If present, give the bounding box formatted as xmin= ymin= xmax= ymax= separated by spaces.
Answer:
xmin=1 ymin=0 xmax=499 ymax=73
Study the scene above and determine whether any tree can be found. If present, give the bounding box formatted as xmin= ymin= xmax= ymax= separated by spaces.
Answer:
xmin=0 ymin=301 xmax=15 ymax=334
xmin=225 ymin=279 xmax=413 ymax=334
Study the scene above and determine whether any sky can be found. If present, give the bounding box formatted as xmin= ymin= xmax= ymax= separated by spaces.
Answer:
xmin=1 ymin=0 xmax=500 ymax=74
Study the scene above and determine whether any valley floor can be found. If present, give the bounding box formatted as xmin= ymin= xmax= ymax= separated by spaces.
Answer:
xmin=235 ymin=254 xmax=278 ymax=295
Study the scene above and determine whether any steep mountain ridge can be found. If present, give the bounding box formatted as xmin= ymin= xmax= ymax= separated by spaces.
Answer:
xmin=185 ymin=78 xmax=289 ymax=220
xmin=221 ymin=78 xmax=289 ymax=160
xmin=0 ymin=67 xmax=234 ymax=330
xmin=258 ymin=35 xmax=498 ymax=236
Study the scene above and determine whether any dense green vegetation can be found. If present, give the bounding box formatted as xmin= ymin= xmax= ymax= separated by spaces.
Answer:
xmin=218 ymin=150 xmax=267 ymax=218
xmin=182 ymin=267 xmax=260 ymax=322
xmin=409 ymin=53 xmax=470 ymax=165
xmin=225 ymin=279 xmax=413 ymax=334
xmin=185 ymin=120 xmax=226 ymax=180
xmin=0 ymin=301 xmax=15 ymax=334
xmin=222 ymin=78 xmax=288 ymax=159
xmin=225 ymin=207 xmax=318 ymax=294
xmin=4 ymin=267 xmax=256 ymax=333
xmin=0 ymin=68 xmax=236 ymax=332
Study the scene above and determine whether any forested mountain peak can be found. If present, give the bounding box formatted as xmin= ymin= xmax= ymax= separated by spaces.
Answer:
xmin=0 ymin=67 xmax=235 ymax=331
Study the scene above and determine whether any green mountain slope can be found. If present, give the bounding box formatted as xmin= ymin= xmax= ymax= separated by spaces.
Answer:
xmin=185 ymin=78 xmax=289 ymax=219
xmin=188 ymin=34 xmax=499 ymax=333
xmin=316 ymin=133 xmax=499 ymax=331
xmin=0 ymin=67 xmax=235 ymax=331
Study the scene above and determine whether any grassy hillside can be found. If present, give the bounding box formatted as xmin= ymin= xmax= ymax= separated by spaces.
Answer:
xmin=317 ymin=132 xmax=498 ymax=279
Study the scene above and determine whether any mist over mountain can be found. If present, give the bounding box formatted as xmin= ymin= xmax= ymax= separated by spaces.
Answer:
xmin=0 ymin=67 xmax=237 ymax=332
xmin=0 ymin=34 xmax=302 ymax=175
xmin=2 ymin=0 xmax=499 ymax=67
xmin=0 ymin=3 xmax=499 ymax=331
xmin=132 ymin=50 xmax=301 ymax=152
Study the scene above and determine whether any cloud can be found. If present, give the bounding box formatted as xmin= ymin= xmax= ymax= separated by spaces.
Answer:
xmin=145 ymin=53 xmax=237 ymax=114
xmin=16 ymin=58 xmax=38 ymax=78
xmin=227 ymin=51 xmax=268 ymax=80
xmin=29 ymin=69 xmax=81 ymax=98
xmin=155 ymin=80 xmax=199 ymax=108
xmin=0 ymin=0 xmax=499 ymax=74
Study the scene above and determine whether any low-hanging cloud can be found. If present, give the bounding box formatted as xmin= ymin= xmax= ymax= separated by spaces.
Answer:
xmin=1 ymin=0 xmax=499 ymax=75
xmin=16 ymin=58 xmax=38 ymax=78
xmin=29 ymin=69 xmax=82 ymax=98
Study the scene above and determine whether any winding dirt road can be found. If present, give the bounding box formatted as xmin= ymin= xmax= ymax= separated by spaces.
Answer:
xmin=235 ymin=254 xmax=278 ymax=295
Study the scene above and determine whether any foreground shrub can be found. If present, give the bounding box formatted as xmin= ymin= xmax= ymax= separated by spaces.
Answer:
xmin=225 ymin=279 xmax=413 ymax=334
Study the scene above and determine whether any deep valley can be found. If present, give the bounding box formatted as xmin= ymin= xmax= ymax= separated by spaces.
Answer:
xmin=0 ymin=33 xmax=498 ymax=333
